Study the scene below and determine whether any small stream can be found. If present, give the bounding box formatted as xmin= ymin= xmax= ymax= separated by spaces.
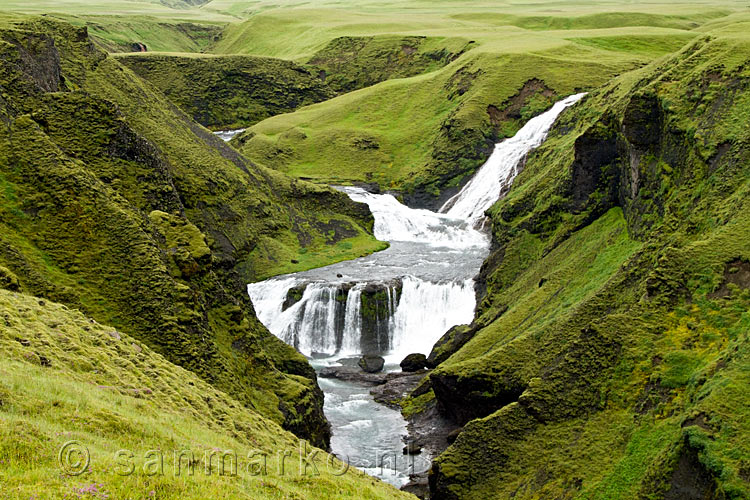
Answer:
xmin=214 ymin=94 xmax=586 ymax=487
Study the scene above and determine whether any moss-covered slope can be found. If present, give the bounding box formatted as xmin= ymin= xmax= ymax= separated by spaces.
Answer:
xmin=0 ymin=16 xmax=384 ymax=449
xmin=306 ymin=35 xmax=473 ymax=94
xmin=0 ymin=288 xmax=413 ymax=499
xmin=116 ymin=53 xmax=335 ymax=130
xmin=423 ymin=29 xmax=750 ymax=499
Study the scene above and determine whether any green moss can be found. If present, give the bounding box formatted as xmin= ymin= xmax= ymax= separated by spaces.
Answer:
xmin=306 ymin=35 xmax=473 ymax=94
xmin=429 ymin=30 xmax=750 ymax=499
xmin=0 ymin=16 xmax=384 ymax=449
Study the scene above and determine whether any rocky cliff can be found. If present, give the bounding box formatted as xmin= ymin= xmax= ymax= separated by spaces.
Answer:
xmin=420 ymin=33 xmax=750 ymax=499
xmin=0 ymin=17 xmax=383 ymax=449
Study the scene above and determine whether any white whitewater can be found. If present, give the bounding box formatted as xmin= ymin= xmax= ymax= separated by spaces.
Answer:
xmin=248 ymin=94 xmax=585 ymax=358
xmin=213 ymin=129 xmax=246 ymax=142
xmin=441 ymin=93 xmax=587 ymax=224
xmin=246 ymin=95 xmax=585 ymax=486
xmin=345 ymin=189 xmax=487 ymax=248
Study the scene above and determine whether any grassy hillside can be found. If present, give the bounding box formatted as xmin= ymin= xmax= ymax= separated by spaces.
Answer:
xmin=116 ymin=53 xmax=335 ymax=130
xmin=0 ymin=288 xmax=412 ymax=500
xmin=420 ymin=26 xmax=750 ymax=499
xmin=68 ymin=15 xmax=223 ymax=53
xmin=0 ymin=16 xmax=385 ymax=450
xmin=234 ymin=30 xmax=693 ymax=207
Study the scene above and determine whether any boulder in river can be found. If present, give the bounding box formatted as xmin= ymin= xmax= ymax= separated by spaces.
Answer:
xmin=400 ymin=353 xmax=427 ymax=372
xmin=403 ymin=442 xmax=422 ymax=455
xmin=358 ymin=355 xmax=385 ymax=373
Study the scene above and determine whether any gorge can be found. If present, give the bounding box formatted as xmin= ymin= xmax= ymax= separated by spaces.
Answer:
xmin=4 ymin=3 xmax=750 ymax=499
xmin=246 ymin=93 xmax=587 ymax=486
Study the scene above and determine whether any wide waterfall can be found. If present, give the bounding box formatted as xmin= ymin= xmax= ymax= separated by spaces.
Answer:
xmin=248 ymin=94 xmax=586 ymax=359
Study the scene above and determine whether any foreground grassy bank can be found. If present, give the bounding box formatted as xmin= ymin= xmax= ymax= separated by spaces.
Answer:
xmin=0 ymin=289 xmax=412 ymax=499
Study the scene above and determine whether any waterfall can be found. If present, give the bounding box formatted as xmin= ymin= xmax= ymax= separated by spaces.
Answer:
xmin=388 ymin=277 xmax=476 ymax=356
xmin=440 ymin=93 xmax=587 ymax=224
xmin=341 ymin=285 xmax=363 ymax=353
xmin=248 ymin=94 xmax=585 ymax=359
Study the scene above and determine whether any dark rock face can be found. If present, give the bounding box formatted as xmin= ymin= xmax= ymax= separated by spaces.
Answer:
xmin=370 ymin=371 xmax=428 ymax=408
xmin=569 ymin=120 xmax=620 ymax=212
xmin=427 ymin=323 xmax=478 ymax=368
xmin=662 ymin=445 xmax=717 ymax=500
xmin=360 ymin=280 xmax=401 ymax=354
xmin=319 ymin=365 xmax=388 ymax=384
xmin=358 ymin=354 xmax=385 ymax=373
xmin=400 ymin=353 xmax=428 ymax=372
xmin=430 ymin=371 xmax=526 ymax=425
xmin=403 ymin=442 xmax=422 ymax=455
xmin=400 ymin=473 xmax=429 ymax=499
xmin=282 ymin=284 xmax=307 ymax=311
xmin=4 ymin=31 xmax=64 ymax=93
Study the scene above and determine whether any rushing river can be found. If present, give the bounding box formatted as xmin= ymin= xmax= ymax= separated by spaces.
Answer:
xmin=219 ymin=93 xmax=586 ymax=487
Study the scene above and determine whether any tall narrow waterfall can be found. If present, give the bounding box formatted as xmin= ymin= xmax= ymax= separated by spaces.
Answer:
xmin=441 ymin=93 xmax=587 ymax=224
xmin=248 ymin=94 xmax=586 ymax=358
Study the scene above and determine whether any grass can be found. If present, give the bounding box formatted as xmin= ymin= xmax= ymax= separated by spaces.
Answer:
xmin=0 ymin=15 xmax=386 ymax=453
xmin=114 ymin=52 xmax=335 ymax=129
xmin=218 ymin=3 xmax=745 ymax=203
xmin=3 ymin=1 xmax=745 ymax=204
xmin=0 ymin=289 xmax=413 ymax=500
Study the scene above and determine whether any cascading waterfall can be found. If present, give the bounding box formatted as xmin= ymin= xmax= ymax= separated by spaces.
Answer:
xmin=247 ymin=94 xmax=586 ymax=486
xmin=441 ymin=93 xmax=588 ymax=224
xmin=388 ymin=277 xmax=476 ymax=355
xmin=248 ymin=94 xmax=586 ymax=358
xmin=341 ymin=286 xmax=363 ymax=353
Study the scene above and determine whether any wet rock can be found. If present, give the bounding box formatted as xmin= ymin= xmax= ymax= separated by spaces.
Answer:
xmin=318 ymin=365 xmax=388 ymax=385
xmin=370 ymin=371 xmax=428 ymax=408
xmin=446 ymin=427 xmax=462 ymax=445
xmin=401 ymin=472 xmax=429 ymax=499
xmin=400 ymin=353 xmax=427 ymax=372
xmin=360 ymin=281 xmax=402 ymax=354
xmin=358 ymin=354 xmax=385 ymax=373
xmin=403 ymin=442 xmax=422 ymax=455
xmin=431 ymin=370 xmax=526 ymax=425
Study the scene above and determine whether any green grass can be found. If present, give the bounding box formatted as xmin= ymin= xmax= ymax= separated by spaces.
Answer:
xmin=64 ymin=15 xmax=224 ymax=53
xmin=114 ymin=52 xmax=335 ymax=129
xmin=0 ymin=289 xmax=413 ymax=500
xmin=215 ymin=3 xmax=745 ymax=203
